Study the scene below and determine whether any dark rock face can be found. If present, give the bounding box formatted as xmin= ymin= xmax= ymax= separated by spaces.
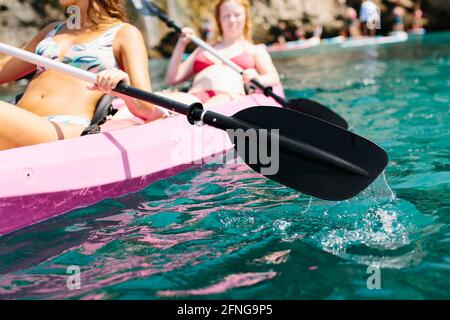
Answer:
xmin=0 ymin=0 xmax=41 ymax=47
xmin=0 ymin=0 xmax=448 ymax=49
xmin=162 ymin=0 xmax=450 ymax=44
xmin=422 ymin=0 xmax=450 ymax=30
xmin=0 ymin=0 xmax=63 ymax=48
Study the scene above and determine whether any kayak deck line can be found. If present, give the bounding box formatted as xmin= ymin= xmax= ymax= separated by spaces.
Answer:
xmin=0 ymin=87 xmax=285 ymax=236
xmin=103 ymin=132 xmax=132 ymax=180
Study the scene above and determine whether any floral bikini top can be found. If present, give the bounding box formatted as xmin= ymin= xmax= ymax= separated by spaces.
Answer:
xmin=35 ymin=22 xmax=124 ymax=74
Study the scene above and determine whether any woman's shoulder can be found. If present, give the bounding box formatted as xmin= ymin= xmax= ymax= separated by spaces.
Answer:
xmin=113 ymin=23 xmax=149 ymax=50
xmin=113 ymin=22 xmax=152 ymax=40
xmin=115 ymin=23 xmax=145 ymax=39
xmin=244 ymin=41 xmax=269 ymax=55
xmin=40 ymin=21 xmax=64 ymax=34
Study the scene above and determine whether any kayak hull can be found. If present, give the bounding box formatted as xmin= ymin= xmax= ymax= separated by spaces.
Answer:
xmin=267 ymin=38 xmax=321 ymax=57
xmin=0 ymin=87 xmax=284 ymax=236
xmin=267 ymin=33 xmax=408 ymax=57
xmin=0 ymin=162 xmax=196 ymax=236
xmin=340 ymin=32 xmax=408 ymax=48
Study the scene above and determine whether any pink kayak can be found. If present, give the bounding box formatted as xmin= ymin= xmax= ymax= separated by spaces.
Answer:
xmin=0 ymin=87 xmax=284 ymax=236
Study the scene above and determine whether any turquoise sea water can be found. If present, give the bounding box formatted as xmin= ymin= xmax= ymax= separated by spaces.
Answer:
xmin=0 ymin=32 xmax=449 ymax=300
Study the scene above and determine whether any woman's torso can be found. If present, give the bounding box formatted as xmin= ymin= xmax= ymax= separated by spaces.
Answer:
xmin=189 ymin=41 xmax=257 ymax=95
xmin=18 ymin=22 xmax=124 ymax=118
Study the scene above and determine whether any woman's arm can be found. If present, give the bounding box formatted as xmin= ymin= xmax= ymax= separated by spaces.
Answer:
xmin=99 ymin=24 xmax=165 ymax=122
xmin=243 ymin=45 xmax=280 ymax=87
xmin=165 ymin=28 xmax=198 ymax=85
xmin=0 ymin=22 xmax=59 ymax=84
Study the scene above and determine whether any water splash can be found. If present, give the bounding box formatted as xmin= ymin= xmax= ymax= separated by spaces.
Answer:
xmin=300 ymin=173 xmax=435 ymax=268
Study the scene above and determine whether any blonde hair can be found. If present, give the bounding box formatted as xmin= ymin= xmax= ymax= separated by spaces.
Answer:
xmin=88 ymin=0 xmax=127 ymax=25
xmin=215 ymin=0 xmax=253 ymax=41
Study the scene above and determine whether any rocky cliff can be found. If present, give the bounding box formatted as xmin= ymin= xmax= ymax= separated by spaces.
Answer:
xmin=1 ymin=0 xmax=449 ymax=51
xmin=0 ymin=0 xmax=63 ymax=48
xmin=163 ymin=0 xmax=349 ymax=42
xmin=172 ymin=0 xmax=450 ymax=41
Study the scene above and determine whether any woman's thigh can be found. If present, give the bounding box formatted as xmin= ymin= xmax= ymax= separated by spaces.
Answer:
xmin=204 ymin=93 xmax=242 ymax=108
xmin=158 ymin=91 xmax=201 ymax=106
xmin=0 ymin=100 xmax=84 ymax=150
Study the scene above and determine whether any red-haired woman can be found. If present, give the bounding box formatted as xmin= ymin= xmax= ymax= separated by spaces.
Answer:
xmin=165 ymin=0 xmax=280 ymax=107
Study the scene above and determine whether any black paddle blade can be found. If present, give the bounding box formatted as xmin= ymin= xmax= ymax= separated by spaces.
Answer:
xmin=229 ymin=106 xmax=388 ymax=201
xmin=287 ymin=98 xmax=349 ymax=129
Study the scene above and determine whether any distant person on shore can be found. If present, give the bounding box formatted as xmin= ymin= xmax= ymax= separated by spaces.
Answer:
xmin=312 ymin=24 xmax=323 ymax=40
xmin=272 ymin=20 xmax=290 ymax=46
xmin=165 ymin=0 xmax=280 ymax=107
xmin=392 ymin=1 xmax=406 ymax=32
xmin=360 ymin=0 xmax=380 ymax=36
xmin=342 ymin=7 xmax=361 ymax=38
xmin=200 ymin=18 xmax=214 ymax=44
xmin=292 ymin=20 xmax=306 ymax=41
xmin=411 ymin=2 xmax=425 ymax=32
